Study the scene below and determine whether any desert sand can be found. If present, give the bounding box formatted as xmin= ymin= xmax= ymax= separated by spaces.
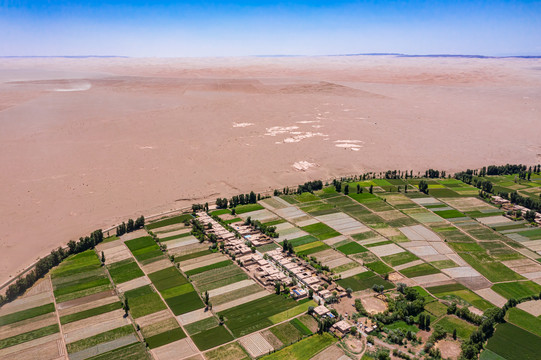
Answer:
xmin=0 ymin=55 xmax=540 ymax=286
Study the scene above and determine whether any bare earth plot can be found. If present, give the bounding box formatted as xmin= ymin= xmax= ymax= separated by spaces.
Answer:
xmin=411 ymin=197 xmax=442 ymax=206
xmin=152 ymin=338 xmax=199 ymax=360
xmin=443 ymin=197 xmax=496 ymax=212
xmin=208 ymin=279 xmax=256 ymax=298
xmin=411 ymin=273 xmax=451 ymax=286
xmin=0 ymin=312 xmax=57 ymax=339
xmin=477 ymin=215 xmax=513 ymax=226
xmin=239 ymin=332 xmax=274 ymax=358
xmin=238 ymin=209 xmax=278 ymax=223
xmin=116 ymin=276 xmax=151 ymax=293
xmin=141 ymin=258 xmax=172 ymax=274
xmin=274 ymin=206 xmax=310 ymax=224
xmin=323 ymin=235 xmax=348 ymax=246
xmin=157 ymin=228 xmax=191 ymax=239
xmin=503 ymin=258 xmax=541 ymax=279
xmin=441 ymin=266 xmax=482 ymax=279
xmin=394 ymin=260 xmax=425 ymax=271
xmin=338 ymin=267 xmax=368 ymax=279
xmin=0 ymin=333 xmax=62 ymax=360
xmin=473 ymin=288 xmax=507 ymax=308
xmin=69 ymin=334 xmax=139 ymax=360
xmin=212 ymin=290 xmax=269 ymax=312
xmin=260 ymin=197 xmax=290 ymax=210
xmin=163 ymin=237 xmax=200 ymax=250
xmin=56 ymin=290 xmax=115 ymax=311
xmin=0 ymin=291 xmax=53 ymax=316
xmin=315 ymin=212 xmax=370 ymax=235
xmin=63 ymin=309 xmax=130 ymax=343
xmin=369 ymin=243 xmax=405 ymax=257
xmin=296 ymin=219 xmax=319 ymax=227
xmin=136 ymin=310 xmax=171 ymax=328
xmin=324 ymin=257 xmax=355 ymax=269
xmin=179 ymin=253 xmax=228 ymax=272
xmin=310 ymin=344 xmax=347 ymax=360
xmin=177 ymin=308 xmax=214 ymax=325
xmin=516 ymin=300 xmax=541 ymax=317
xmin=99 ymin=244 xmax=132 ymax=265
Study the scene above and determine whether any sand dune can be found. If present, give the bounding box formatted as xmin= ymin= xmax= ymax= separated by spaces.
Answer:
xmin=0 ymin=55 xmax=540 ymax=285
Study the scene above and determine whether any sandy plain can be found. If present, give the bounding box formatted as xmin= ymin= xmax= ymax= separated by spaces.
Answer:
xmin=1 ymin=56 xmax=540 ymax=286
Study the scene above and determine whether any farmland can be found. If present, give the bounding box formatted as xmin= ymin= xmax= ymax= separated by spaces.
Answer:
xmin=3 ymin=171 xmax=541 ymax=359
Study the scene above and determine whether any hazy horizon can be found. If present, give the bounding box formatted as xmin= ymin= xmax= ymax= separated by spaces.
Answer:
xmin=2 ymin=1 xmax=540 ymax=57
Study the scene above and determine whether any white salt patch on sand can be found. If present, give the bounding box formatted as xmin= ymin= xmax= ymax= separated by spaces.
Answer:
xmin=334 ymin=140 xmax=364 ymax=151
xmin=139 ymin=146 xmax=154 ymax=150
xmin=292 ymin=161 xmax=318 ymax=171
xmin=265 ymin=126 xmax=299 ymax=136
xmin=233 ymin=122 xmax=254 ymax=128
xmin=297 ymin=120 xmax=320 ymax=124
xmin=283 ymin=132 xmax=327 ymax=143
xmin=54 ymin=81 xmax=91 ymax=92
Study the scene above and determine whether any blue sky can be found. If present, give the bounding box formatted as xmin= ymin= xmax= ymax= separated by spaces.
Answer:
xmin=1 ymin=1 xmax=540 ymax=56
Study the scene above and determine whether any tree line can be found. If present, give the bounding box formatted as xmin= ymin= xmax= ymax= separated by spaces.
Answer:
xmin=116 ymin=216 xmax=145 ymax=236
xmin=0 ymin=229 xmax=104 ymax=306
xmin=216 ymin=191 xmax=260 ymax=209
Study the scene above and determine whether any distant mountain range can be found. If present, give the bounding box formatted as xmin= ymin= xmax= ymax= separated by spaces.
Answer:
xmin=1 ymin=54 xmax=540 ymax=59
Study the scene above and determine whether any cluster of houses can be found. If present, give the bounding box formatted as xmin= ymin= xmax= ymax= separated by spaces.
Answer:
xmin=492 ymin=196 xmax=541 ymax=225
xmin=266 ymin=249 xmax=347 ymax=301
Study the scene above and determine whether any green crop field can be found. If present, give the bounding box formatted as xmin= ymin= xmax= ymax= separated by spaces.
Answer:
xmin=146 ymin=327 xmax=186 ymax=349
xmin=219 ymin=294 xmax=301 ymax=337
xmin=0 ymin=303 xmax=55 ymax=326
xmin=435 ymin=315 xmax=477 ymax=340
xmin=176 ymin=249 xmax=212 ymax=262
xmin=425 ymin=301 xmax=448 ymax=317
xmin=448 ymin=242 xmax=485 ymax=252
xmin=300 ymin=223 xmax=340 ymax=240
xmin=107 ymin=259 xmax=145 ymax=284
xmin=51 ymin=250 xmax=102 ymax=278
xmin=190 ymin=325 xmax=235 ymax=350
xmin=234 ymin=203 xmax=264 ymax=214
xmin=506 ymin=307 xmax=541 ymax=337
xmin=429 ymin=287 xmax=495 ymax=311
xmin=336 ymin=241 xmax=368 ymax=255
xmin=400 ymin=263 xmax=440 ymax=278
xmin=146 ymin=214 xmax=193 ymax=230
xmin=184 ymin=317 xmax=219 ymax=335
xmin=191 ymin=265 xmax=250 ymax=292
xmin=460 ymin=253 xmax=524 ymax=282
xmin=270 ymin=322 xmax=303 ymax=344
xmin=348 ymin=193 xmax=379 ymax=203
xmin=165 ymin=291 xmax=205 ymax=315
xmin=283 ymin=235 xmax=319 ymax=247
xmin=185 ymin=260 xmax=232 ymax=276
xmin=294 ymin=241 xmax=331 ymax=256
xmin=351 ymin=231 xmax=377 ymax=241
xmin=60 ymin=301 xmax=122 ymax=324
xmin=0 ymin=324 xmax=59 ymax=349
xmin=261 ymin=333 xmax=336 ymax=360
xmin=337 ymin=271 xmax=393 ymax=292
xmin=433 ymin=209 xmax=466 ymax=219
xmin=268 ymin=300 xmax=316 ymax=324
xmin=486 ymin=323 xmax=541 ymax=360
xmin=364 ymin=261 xmax=393 ymax=274
xmin=125 ymin=285 xmax=167 ymax=318
xmin=430 ymin=259 xmax=458 ymax=269
xmin=295 ymin=192 xmax=320 ymax=203
xmin=492 ymin=281 xmax=541 ymax=299
xmin=148 ymin=267 xmax=188 ymax=291
xmin=290 ymin=318 xmax=313 ymax=335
